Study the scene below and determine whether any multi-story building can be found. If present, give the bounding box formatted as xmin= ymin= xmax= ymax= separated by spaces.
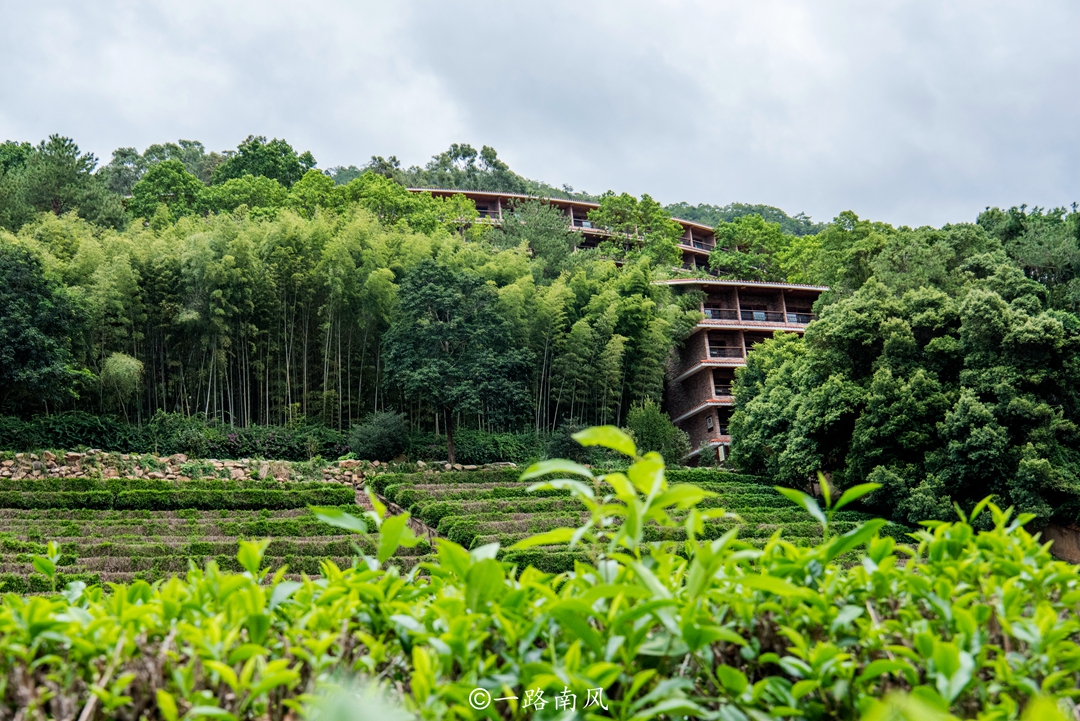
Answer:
xmin=656 ymin=278 xmax=827 ymax=463
xmin=407 ymin=188 xmax=827 ymax=462
xmin=413 ymin=189 xmax=717 ymax=271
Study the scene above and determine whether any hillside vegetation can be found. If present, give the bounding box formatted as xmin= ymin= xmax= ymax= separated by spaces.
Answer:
xmin=2 ymin=131 xmax=1080 ymax=529
xmin=0 ymin=427 xmax=1075 ymax=719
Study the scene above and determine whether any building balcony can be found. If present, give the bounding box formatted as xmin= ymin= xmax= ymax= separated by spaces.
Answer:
xmin=704 ymin=307 xmax=738 ymax=320
xmin=708 ymin=346 xmax=744 ymax=359
xmin=701 ymin=307 xmax=817 ymax=326
xmin=714 ymin=384 xmax=732 ymax=397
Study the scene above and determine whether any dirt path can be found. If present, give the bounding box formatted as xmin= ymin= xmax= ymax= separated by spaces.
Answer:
xmin=356 ymin=488 xmax=440 ymax=543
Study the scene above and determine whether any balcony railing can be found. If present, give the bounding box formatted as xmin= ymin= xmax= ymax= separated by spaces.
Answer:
xmin=691 ymin=240 xmax=713 ymax=251
xmin=703 ymin=307 xmax=817 ymax=324
xmin=704 ymin=307 xmax=738 ymax=320
xmin=714 ymin=384 xmax=732 ymax=397
xmin=709 ymin=346 xmax=743 ymax=359
xmin=740 ymin=310 xmax=784 ymax=322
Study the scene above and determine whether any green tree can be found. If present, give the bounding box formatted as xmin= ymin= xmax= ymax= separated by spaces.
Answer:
xmin=286 ymin=169 xmax=342 ymax=218
xmin=383 ymin=260 xmax=531 ymax=463
xmin=8 ymin=136 xmax=125 ymax=229
xmin=665 ymin=200 xmax=826 ymax=236
xmin=0 ymin=141 xmax=33 ymax=230
xmin=487 ymin=199 xmax=578 ymax=280
xmin=97 ymin=147 xmax=146 ymax=196
xmin=325 ymin=164 xmax=365 ymax=185
xmin=731 ymin=266 xmax=1080 ymax=527
xmin=100 ymin=351 xmax=143 ymax=420
xmin=979 ymin=204 xmax=1080 ymax=312
xmin=202 ymin=174 xmax=289 ymax=215
xmin=127 ymin=159 xmax=206 ymax=220
xmin=0 ymin=242 xmax=84 ymax=411
xmin=212 ymin=135 xmax=315 ymax=188
xmin=143 ymin=139 xmax=222 ymax=183
xmin=588 ymin=191 xmax=682 ymax=265
xmin=408 ymin=143 xmax=528 ymax=193
xmin=709 ymin=214 xmax=792 ymax=281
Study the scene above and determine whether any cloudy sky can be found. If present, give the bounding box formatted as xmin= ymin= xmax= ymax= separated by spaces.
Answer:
xmin=1 ymin=1 xmax=1077 ymax=227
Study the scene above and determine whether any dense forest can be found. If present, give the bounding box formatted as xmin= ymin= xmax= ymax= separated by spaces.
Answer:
xmin=0 ymin=135 xmax=707 ymax=458
xmin=2 ymin=132 xmax=1080 ymax=523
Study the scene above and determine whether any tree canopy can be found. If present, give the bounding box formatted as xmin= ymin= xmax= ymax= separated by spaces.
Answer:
xmin=730 ymin=223 xmax=1080 ymax=526
xmin=384 ymin=260 xmax=533 ymax=462
xmin=0 ymin=243 xmax=83 ymax=411
xmin=211 ymin=135 xmax=316 ymax=188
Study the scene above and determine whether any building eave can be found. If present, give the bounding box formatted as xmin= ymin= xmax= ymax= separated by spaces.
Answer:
xmin=671 ymin=399 xmax=734 ymax=424
xmin=654 ymin=278 xmax=830 ymax=292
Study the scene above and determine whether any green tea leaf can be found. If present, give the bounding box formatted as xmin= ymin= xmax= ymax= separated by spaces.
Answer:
xmin=237 ymin=539 xmax=270 ymax=575
xmin=269 ymin=582 xmax=302 ymax=611
xmin=31 ymin=556 xmax=55 ymax=579
xmin=508 ymin=527 xmax=576 ymax=550
xmin=833 ymin=482 xmax=882 ymax=511
xmin=183 ymin=707 xmax=237 ymax=721
xmin=652 ymin=484 xmax=716 ymax=509
xmin=157 ymin=690 xmax=179 ymax=721
xmin=377 ymin=513 xmax=417 ymax=564
xmin=550 ymin=600 xmax=604 ymax=656
xmin=825 ymin=519 xmax=887 ymax=563
xmin=716 ymin=664 xmax=748 ymax=695
xmin=738 ymin=574 xmax=800 ymax=597
xmin=464 ymin=558 xmax=505 ymax=610
xmin=775 ymin=486 xmax=827 ymax=526
xmin=572 ymin=425 xmax=637 ymax=457
xmin=435 ymin=539 xmax=472 ymax=579
xmin=525 ymin=478 xmax=596 ymax=499
xmin=310 ymin=506 xmax=368 ymax=534
xmin=520 ymin=458 xmax=594 ymax=481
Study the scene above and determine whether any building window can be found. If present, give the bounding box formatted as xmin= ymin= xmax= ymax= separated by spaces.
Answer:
xmin=706 ymin=415 xmax=714 ymax=431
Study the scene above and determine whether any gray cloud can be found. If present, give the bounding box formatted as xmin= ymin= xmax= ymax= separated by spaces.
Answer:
xmin=1 ymin=0 xmax=1077 ymax=226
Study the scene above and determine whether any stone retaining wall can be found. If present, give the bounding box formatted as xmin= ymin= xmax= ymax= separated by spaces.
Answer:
xmin=0 ymin=450 xmax=516 ymax=485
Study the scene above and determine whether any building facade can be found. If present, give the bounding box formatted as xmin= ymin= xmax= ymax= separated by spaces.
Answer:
xmin=407 ymin=188 xmax=827 ymax=462
xmin=656 ymin=279 xmax=827 ymax=463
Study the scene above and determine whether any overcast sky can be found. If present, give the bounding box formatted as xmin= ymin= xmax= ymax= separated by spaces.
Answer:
xmin=1 ymin=1 xmax=1077 ymax=227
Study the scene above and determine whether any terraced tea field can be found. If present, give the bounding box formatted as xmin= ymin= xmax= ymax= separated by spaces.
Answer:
xmin=0 ymin=476 xmax=433 ymax=592
xmin=370 ymin=468 xmax=907 ymax=573
xmin=0 ymin=451 xmax=903 ymax=589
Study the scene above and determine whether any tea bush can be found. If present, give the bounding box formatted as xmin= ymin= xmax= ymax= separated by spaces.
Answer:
xmin=0 ymin=427 xmax=1076 ymax=719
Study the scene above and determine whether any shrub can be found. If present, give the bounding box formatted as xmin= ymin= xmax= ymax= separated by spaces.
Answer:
xmin=625 ymin=399 xmax=691 ymax=464
xmin=406 ymin=429 xmax=547 ymax=464
xmin=544 ymin=419 xmax=621 ymax=465
xmin=0 ymin=411 xmax=349 ymax=460
xmin=349 ymin=411 xmax=409 ymax=461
